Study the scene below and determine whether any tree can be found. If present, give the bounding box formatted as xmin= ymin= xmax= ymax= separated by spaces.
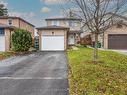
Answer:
xmin=12 ymin=29 xmax=32 ymax=52
xmin=68 ymin=0 xmax=127 ymax=62
xmin=0 ymin=4 xmax=8 ymax=16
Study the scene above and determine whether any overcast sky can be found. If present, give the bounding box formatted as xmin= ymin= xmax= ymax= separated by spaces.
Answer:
xmin=0 ymin=0 xmax=70 ymax=27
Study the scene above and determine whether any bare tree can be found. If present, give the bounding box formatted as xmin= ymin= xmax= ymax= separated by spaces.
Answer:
xmin=68 ymin=0 xmax=127 ymax=62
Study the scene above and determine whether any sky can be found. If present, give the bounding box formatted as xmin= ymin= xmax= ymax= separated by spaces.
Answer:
xmin=0 ymin=0 xmax=70 ymax=27
xmin=1 ymin=0 xmax=127 ymax=27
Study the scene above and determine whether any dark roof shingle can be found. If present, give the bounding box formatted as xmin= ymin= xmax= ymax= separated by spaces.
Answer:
xmin=36 ymin=25 xmax=70 ymax=30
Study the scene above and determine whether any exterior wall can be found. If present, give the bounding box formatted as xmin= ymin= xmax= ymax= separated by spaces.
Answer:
xmin=46 ymin=20 xmax=81 ymax=31
xmin=19 ymin=20 xmax=34 ymax=38
xmin=38 ymin=29 xmax=68 ymax=51
xmin=100 ymin=25 xmax=127 ymax=49
xmin=0 ymin=19 xmax=20 ymax=28
xmin=47 ymin=20 xmax=66 ymax=26
xmin=5 ymin=29 xmax=11 ymax=51
xmin=0 ymin=18 xmax=34 ymax=38
xmin=46 ymin=19 xmax=82 ymax=46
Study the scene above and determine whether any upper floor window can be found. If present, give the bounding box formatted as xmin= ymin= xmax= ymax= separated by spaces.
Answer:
xmin=8 ymin=19 xmax=13 ymax=26
xmin=0 ymin=28 xmax=5 ymax=36
xmin=69 ymin=21 xmax=78 ymax=27
xmin=52 ymin=21 xmax=59 ymax=26
xmin=66 ymin=21 xmax=69 ymax=26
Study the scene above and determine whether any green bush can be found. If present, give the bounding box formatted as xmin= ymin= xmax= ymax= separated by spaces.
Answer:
xmin=12 ymin=29 xmax=32 ymax=52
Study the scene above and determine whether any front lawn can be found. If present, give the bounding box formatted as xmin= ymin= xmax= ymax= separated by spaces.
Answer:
xmin=68 ymin=47 xmax=127 ymax=95
xmin=0 ymin=52 xmax=14 ymax=61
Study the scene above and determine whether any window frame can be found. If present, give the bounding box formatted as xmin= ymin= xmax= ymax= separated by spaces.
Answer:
xmin=51 ymin=20 xmax=60 ymax=26
xmin=0 ymin=28 xmax=5 ymax=36
xmin=8 ymin=18 xmax=13 ymax=26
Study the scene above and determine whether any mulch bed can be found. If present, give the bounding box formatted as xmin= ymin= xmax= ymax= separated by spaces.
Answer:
xmin=0 ymin=51 xmax=35 ymax=61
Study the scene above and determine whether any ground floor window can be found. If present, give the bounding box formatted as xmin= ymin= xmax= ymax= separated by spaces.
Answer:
xmin=0 ymin=28 xmax=5 ymax=36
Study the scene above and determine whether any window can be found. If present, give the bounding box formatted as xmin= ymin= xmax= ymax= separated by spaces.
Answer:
xmin=8 ymin=19 xmax=13 ymax=25
xmin=66 ymin=21 xmax=69 ymax=26
xmin=52 ymin=21 xmax=59 ymax=26
xmin=0 ymin=28 xmax=5 ymax=36
xmin=69 ymin=21 xmax=78 ymax=27
xmin=69 ymin=21 xmax=73 ymax=27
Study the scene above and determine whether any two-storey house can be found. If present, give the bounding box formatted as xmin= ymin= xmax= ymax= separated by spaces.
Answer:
xmin=37 ymin=17 xmax=82 ymax=51
xmin=0 ymin=16 xmax=35 ymax=51
xmin=46 ymin=17 xmax=82 ymax=45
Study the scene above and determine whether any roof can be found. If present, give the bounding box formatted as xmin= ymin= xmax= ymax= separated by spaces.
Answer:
xmin=36 ymin=25 xmax=70 ymax=30
xmin=45 ymin=17 xmax=82 ymax=21
xmin=69 ymin=30 xmax=83 ymax=34
xmin=0 ymin=23 xmax=17 ymax=29
xmin=0 ymin=16 xmax=35 ymax=27
xmin=108 ymin=13 xmax=127 ymax=20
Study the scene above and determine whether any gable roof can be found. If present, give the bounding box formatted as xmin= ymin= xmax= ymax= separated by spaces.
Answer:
xmin=108 ymin=13 xmax=127 ymax=20
xmin=36 ymin=25 xmax=70 ymax=30
xmin=0 ymin=16 xmax=35 ymax=27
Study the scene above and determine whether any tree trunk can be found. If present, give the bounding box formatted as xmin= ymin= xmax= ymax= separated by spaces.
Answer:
xmin=93 ymin=33 xmax=99 ymax=62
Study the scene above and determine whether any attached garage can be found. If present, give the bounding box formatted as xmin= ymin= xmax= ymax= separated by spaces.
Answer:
xmin=42 ymin=36 xmax=64 ymax=51
xmin=108 ymin=34 xmax=127 ymax=49
xmin=0 ymin=24 xmax=15 ymax=52
xmin=37 ymin=26 xmax=69 ymax=51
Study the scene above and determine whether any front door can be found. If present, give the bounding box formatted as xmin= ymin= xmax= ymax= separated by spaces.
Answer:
xmin=68 ymin=34 xmax=75 ymax=45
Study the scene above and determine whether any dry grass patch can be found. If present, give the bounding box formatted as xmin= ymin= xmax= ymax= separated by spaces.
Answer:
xmin=68 ymin=47 xmax=127 ymax=95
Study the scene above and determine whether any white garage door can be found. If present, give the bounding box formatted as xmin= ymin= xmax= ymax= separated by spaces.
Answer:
xmin=42 ymin=36 xmax=64 ymax=51
xmin=0 ymin=36 xmax=5 ymax=51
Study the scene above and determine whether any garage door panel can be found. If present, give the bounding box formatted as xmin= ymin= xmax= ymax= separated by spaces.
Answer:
xmin=0 ymin=36 xmax=5 ymax=51
xmin=108 ymin=34 xmax=127 ymax=49
xmin=42 ymin=36 xmax=64 ymax=51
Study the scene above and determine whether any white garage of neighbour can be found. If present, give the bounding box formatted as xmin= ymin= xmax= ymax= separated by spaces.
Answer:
xmin=0 ymin=28 xmax=5 ymax=51
xmin=37 ymin=26 xmax=69 ymax=51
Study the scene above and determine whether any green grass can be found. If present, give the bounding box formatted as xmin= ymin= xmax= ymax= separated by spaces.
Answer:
xmin=68 ymin=47 xmax=127 ymax=95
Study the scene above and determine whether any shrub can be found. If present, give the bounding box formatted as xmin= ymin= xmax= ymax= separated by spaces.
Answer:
xmin=12 ymin=29 xmax=32 ymax=52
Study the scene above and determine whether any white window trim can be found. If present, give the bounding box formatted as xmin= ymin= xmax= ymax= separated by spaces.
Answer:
xmin=8 ymin=19 xmax=13 ymax=26
xmin=52 ymin=21 xmax=60 ymax=26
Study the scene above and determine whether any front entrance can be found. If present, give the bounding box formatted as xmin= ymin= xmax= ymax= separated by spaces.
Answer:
xmin=68 ymin=34 xmax=75 ymax=45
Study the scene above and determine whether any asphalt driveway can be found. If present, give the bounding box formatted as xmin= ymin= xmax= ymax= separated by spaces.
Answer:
xmin=0 ymin=52 xmax=69 ymax=95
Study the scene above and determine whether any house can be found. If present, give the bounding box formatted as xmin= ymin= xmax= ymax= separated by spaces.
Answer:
xmin=98 ymin=21 xmax=127 ymax=49
xmin=37 ymin=17 xmax=83 ymax=51
xmin=88 ymin=14 xmax=127 ymax=50
xmin=0 ymin=16 xmax=35 ymax=51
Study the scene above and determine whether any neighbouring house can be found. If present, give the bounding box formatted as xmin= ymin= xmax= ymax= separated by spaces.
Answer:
xmin=97 ymin=21 xmax=127 ymax=49
xmin=37 ymin=17 xmax=83 ymax=51
xmin=0 ymin=16 xmax=35 ymax=51
xmin=84 ymin=14 xmax=127 ymax=50
xmin=80 ymin=35 xmax=92 ymax=46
